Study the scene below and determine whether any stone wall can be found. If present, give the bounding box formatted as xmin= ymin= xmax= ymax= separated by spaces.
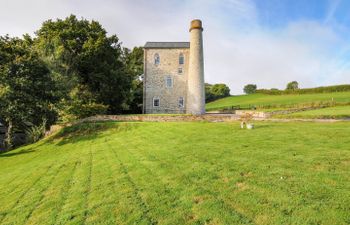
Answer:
xmin=80 ymin=114 xmax=241 ymax=123
xmin=235 ymin=110 xmax=267 ymax=118
xmin=144 ymin=48 xmax=190 ymax=114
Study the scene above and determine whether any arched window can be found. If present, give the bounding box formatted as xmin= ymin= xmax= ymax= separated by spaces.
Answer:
xmin=179 ymin=53 xmax=184 ymax=65
xmin=154 ymin=53 xmax=160 ymax=65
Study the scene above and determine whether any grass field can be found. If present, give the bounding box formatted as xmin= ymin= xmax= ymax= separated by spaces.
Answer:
xmin=274 ymin=105 xmax=350 ymax=119
xmin=0 ymin=121 xmax=350 ymax=224
xmin=205 ymin=92 xmax=350 ymax=111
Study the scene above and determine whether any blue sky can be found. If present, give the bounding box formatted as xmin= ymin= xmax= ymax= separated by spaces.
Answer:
xmin=0 ymin=0 xmax=349 ymax=93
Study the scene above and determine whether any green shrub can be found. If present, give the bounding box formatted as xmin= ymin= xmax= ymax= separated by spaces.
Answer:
xmin=25 ymin=119 xmax=47 ymax=144
xmin=59 ymin=102 xmax=108 ymax=122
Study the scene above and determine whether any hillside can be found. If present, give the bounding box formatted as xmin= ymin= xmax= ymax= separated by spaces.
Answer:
xmin=206 ymin=92 xmax=350 ymax=111
xmin=0 ymin=121 xmax=349 ymax=224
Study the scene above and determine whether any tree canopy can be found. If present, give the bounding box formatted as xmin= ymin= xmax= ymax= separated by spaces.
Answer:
xmin=0 ymin=35 xmax=57 ymax=148
xmin=286 ymin=81 xmax=299 ymax=90
xmin=34 ymin=15 xmax=133 ymax=117
xmin=243 ymin=84 xmax=257 ymax=94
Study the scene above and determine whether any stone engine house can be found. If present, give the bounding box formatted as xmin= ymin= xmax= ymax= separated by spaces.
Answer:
xmin=143 ymin=20 xmax=205 ymax=115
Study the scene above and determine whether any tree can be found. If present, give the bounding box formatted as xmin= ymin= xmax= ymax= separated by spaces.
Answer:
xmin=286 ymin=81 xmax=299 ymax=90
xmin=243 ymin=84 xmax=257 ymax=94
xmin=123 ymin=47 xmax=144 ymax=113
xmin=0 ymin=35 xmax=58 ymax=149
xmin=34 ymin=15 xmax=133 ymax=118
xmin=211 ymin=84 xmax=230 ymax=98
xmin=205 ymin=83 xmax=231 ymax=102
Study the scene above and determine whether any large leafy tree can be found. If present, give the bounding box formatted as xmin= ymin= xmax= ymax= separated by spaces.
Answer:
xmin=0 ymin=35 xmax=57 ymax=149
xmin=34 ymin=15 xmax=133 ymax=117
xmin=286 ymin=81 xmax=299 ymax=90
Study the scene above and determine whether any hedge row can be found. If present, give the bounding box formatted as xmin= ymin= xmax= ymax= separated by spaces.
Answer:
xmin=256 ymin=84 xmax=350 ymax=95
xmin=207 ymin=101 xmax=350 ymax=112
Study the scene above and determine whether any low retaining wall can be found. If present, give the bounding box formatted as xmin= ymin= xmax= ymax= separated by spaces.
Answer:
xmin=235 ymin=110 xmax=267 ymax=118
xmin=77 ymin=114 xmax=350 ymax=124
xmin=80 ymin=114 xmax=241 ymax=123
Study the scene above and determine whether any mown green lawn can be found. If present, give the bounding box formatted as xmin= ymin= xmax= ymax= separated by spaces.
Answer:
xmin=0 ymin=121 xmax=349 ymax=224
xmin=274 ymin=105 xmax=350 ymax=119
xmin=206 ymin=92 xmax=350 ymax=111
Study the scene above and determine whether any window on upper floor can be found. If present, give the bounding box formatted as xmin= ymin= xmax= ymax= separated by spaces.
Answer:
xmin=154 ymin=53 xmax=160 ymax=65
xmin=165 ymin=76 xmax=173 ymax=88
xmin=179 ymin=53 xmax=184 ymax=65
xmin=178 ymin=67 xmax=183 ymax=74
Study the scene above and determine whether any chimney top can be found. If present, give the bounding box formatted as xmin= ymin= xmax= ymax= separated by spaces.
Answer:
xmin=190 ymin=19 xmax=203 ymax=32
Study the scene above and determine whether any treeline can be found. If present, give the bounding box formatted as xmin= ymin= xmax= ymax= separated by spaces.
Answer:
xmin=0 ymin=15 xmax=143 ymax=149
xmin=257 ymin=84 xmax=350 ymax=95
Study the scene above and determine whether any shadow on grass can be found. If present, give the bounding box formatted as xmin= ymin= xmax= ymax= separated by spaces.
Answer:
xmin=252 ymin=124 xmax=273 ymax=129
xmin=0 ymin=148 xmax=35 ymax=157
xmin=46 ymin=121 xmax=138 ymax=146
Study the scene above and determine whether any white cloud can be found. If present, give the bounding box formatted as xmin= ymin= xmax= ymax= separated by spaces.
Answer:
xmin=0 ymin=0 xmax=349 ymax=94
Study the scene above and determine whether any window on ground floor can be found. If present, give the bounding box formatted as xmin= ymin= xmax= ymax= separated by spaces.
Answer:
xmin=178 ymin=97 xmax=184 ymax=108
xmin=153 ymin=97 xmax=160 ymax=107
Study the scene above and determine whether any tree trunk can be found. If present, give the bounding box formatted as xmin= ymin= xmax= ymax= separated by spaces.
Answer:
xmin=5 ymin=120 xmax=13 ymax=150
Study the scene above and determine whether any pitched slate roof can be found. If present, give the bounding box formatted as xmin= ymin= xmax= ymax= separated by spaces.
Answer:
xmin=144 ymin=42 xmax=190 ymax=49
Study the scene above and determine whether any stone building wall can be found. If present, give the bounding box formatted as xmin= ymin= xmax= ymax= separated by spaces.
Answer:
xmin=144 ymin=48 xmax=190 ymax=114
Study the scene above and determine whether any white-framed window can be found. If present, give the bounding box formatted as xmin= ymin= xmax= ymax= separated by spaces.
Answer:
xmin=154 ymin=53 xmax=160 ymax=65
xmin=165 ymin=76 xmax=173 ymax=88
xmin=178 ymin=67 xmax=183 ymax=74
xmin=153 ymin=97 xmax=160 ymax=107
xmin=178 ymin=97 xmax=184 ymax=108
xmin=179 ymin=53 xmax=184 ymax=65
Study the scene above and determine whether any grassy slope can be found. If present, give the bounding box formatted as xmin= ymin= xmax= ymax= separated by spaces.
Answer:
xmin=206 ymin=92 xmax=350 ymax=111
xmin=0 ymin=121 xmax=350 ymax=224
xmin=275 ymin=105 xmax=350 ymax=119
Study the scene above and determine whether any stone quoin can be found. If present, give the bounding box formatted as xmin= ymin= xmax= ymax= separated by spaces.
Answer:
xmin=143 ymin=19 xmax=205 ymax=115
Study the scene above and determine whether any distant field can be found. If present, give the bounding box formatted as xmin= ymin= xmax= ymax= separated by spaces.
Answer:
xmin=274 ymin=105 xmax=350 ymax=119
xmin=1 ymin=121 xmax=349 ymax=224
xmin=206 ymin=92 xmax=350 ymax=111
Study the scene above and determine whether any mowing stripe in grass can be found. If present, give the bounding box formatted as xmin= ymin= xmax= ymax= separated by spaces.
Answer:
xmin=110 ymin=140 xmax=185 ymax=224
xmin=53 ymin=145 xmax=95 ymax=224
xmin=50 ymin=160 xmax=81 ymax=224
xmin=0 ymin=163 xmax=54 ymax=224
xmin=0 ymin=143 xmax=64 ymax=198
xmin=1 ymin=162 xmax=66 ymax=224
xmin=83 ymin=141 xmax=119 ymax=225
xmin=82 ymin=145 xmax=93 ymax=225
xmin=108 ymin=142 xmax=158 ymax=225
xmin=100 ymin=139 xmax=154 ymax=224
xmin=27 ymin=160 xmax=80 ymax=225
xmin=23 ymin=161 xmax=79 ymax=225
